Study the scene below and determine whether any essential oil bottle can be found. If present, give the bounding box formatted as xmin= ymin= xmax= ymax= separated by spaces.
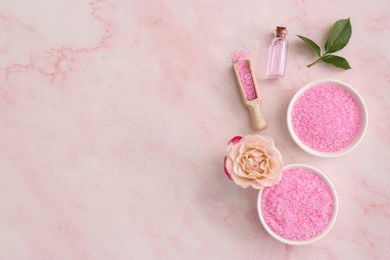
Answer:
xmin=266 ymin=26 xmax=288 ymax=78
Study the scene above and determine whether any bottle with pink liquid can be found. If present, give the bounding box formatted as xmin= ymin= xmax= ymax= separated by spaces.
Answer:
xmin=266 ymin=27 xmax=288 ymax=78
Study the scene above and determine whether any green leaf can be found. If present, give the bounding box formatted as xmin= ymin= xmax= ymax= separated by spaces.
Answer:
xmin=325 ymin=18 xmax=352 ymax=53
xmin=321 ymin=54 xmax=351 ymax=70
xmin=297 ymin=35 xmax=321 ymax=56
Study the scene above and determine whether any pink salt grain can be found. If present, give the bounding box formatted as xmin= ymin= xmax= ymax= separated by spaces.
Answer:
xmin=261 ymin=167 xmax=334 ymax=241
xmin=231 ymin=50 xmax=257 ymax=101
xmin=292 ymin=83 xmax=361 ymax=152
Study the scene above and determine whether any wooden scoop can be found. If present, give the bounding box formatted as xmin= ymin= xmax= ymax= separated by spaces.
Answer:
xmin=233 ymin=60 xmax=267 ymax=130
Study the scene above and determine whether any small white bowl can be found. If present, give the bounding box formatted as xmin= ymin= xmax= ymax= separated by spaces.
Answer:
xmin=286 ymin=79 xmax=368 ymax=157
xmin=257 ymin=164 xmax=339 ymax=245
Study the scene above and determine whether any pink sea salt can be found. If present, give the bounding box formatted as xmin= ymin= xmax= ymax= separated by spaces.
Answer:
xmin=291 ymin=83 xmax=361 ymax=152
xmin=261 ymin=167 xmax=334 ymax=241
xmin=231 ymin=50 xmax=257 ymax=101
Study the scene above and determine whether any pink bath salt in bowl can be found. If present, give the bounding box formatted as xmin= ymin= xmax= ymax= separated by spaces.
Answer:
xmin=257 ymin=164 xmax=338 ymax=245
xmin=287 ymin=79 xmax=368 ymax=157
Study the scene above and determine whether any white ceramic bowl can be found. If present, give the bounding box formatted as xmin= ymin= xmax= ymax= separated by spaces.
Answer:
xmin=287 ymin=79 xmax=368 ymax=157
xmin=257 ymin=164 xmax=339 ymax=246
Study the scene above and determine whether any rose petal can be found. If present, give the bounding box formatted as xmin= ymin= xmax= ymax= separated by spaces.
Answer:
xmin=248 ymin=180 xmax=263 ymax=189
xmin=248 ymin=170 xmax=259 ymax=178
xmin=241 ymin=135 xmax=257 ymax=143
xmin=223 ymin=156 xmax=232 ymax=180
xmin=239 ymin=142 xmax=249 ymax=155
xmin=231 ymin=175 xmax=252 ymax=188
xmin=228 ymin=136 xmax=242 ymax=145
xmin=256 ymin=172 xmax=282 ymax=187
xmin=244 ymin=160 xmax=252 ymax=171
xmin=227 ymin=142 xmax=241 ymax=160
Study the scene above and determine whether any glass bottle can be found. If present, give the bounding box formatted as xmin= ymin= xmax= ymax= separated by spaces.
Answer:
xmin=266 ymin=26 xmax=288 ymax=78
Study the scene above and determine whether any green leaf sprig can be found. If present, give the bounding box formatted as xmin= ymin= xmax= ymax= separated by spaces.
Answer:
xmin=297 ymin=18 xmax=352 ymax=70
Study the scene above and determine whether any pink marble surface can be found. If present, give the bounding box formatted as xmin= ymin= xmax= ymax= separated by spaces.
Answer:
xmin=1 ymin=0 xmax=390 ymax=259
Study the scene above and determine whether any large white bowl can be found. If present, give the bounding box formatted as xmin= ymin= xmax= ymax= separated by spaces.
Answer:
xmin=257 ymin=164 xmax=339 ymax=246
xmin=286 ymin=79 xmax=368 ymax=158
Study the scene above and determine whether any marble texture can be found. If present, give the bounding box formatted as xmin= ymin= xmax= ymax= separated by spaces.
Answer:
xmin=0 ymin=0 xmax=390 ymax=259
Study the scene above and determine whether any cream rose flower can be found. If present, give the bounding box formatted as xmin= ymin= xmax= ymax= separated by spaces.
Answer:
xmin=224 ymin=135 xmax=283 ymax=189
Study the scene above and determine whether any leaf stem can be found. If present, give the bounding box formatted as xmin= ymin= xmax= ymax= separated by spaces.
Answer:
xmin=307 ymin=57 xmax=322 ymax=68
xmin=307 ymin=52 xmax=329 ymax=68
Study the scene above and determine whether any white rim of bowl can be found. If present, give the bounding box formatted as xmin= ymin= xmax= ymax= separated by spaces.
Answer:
xmin=257 ymin=164 xmax=339 ymax=246
xmin=286 ymin=79 xmax=368 ymax=158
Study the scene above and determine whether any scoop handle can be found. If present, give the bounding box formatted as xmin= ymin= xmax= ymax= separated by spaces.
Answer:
xmin=248 ymin=102 xmax=267 ymax=130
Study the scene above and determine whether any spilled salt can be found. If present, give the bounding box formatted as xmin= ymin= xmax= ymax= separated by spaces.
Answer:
xmin=231 ymin=50 xmax=250 ymax=64
xmin=231 ymin=50 xmax=257 ymax=101
xmin=261 ymin=167 xmax=334 ymax=241
xmin=291 ymin=83 xmax=361 ymax=152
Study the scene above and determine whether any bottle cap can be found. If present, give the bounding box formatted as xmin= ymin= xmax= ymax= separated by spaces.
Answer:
xmin=275 ymin=27 xmax=288 ymax=38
